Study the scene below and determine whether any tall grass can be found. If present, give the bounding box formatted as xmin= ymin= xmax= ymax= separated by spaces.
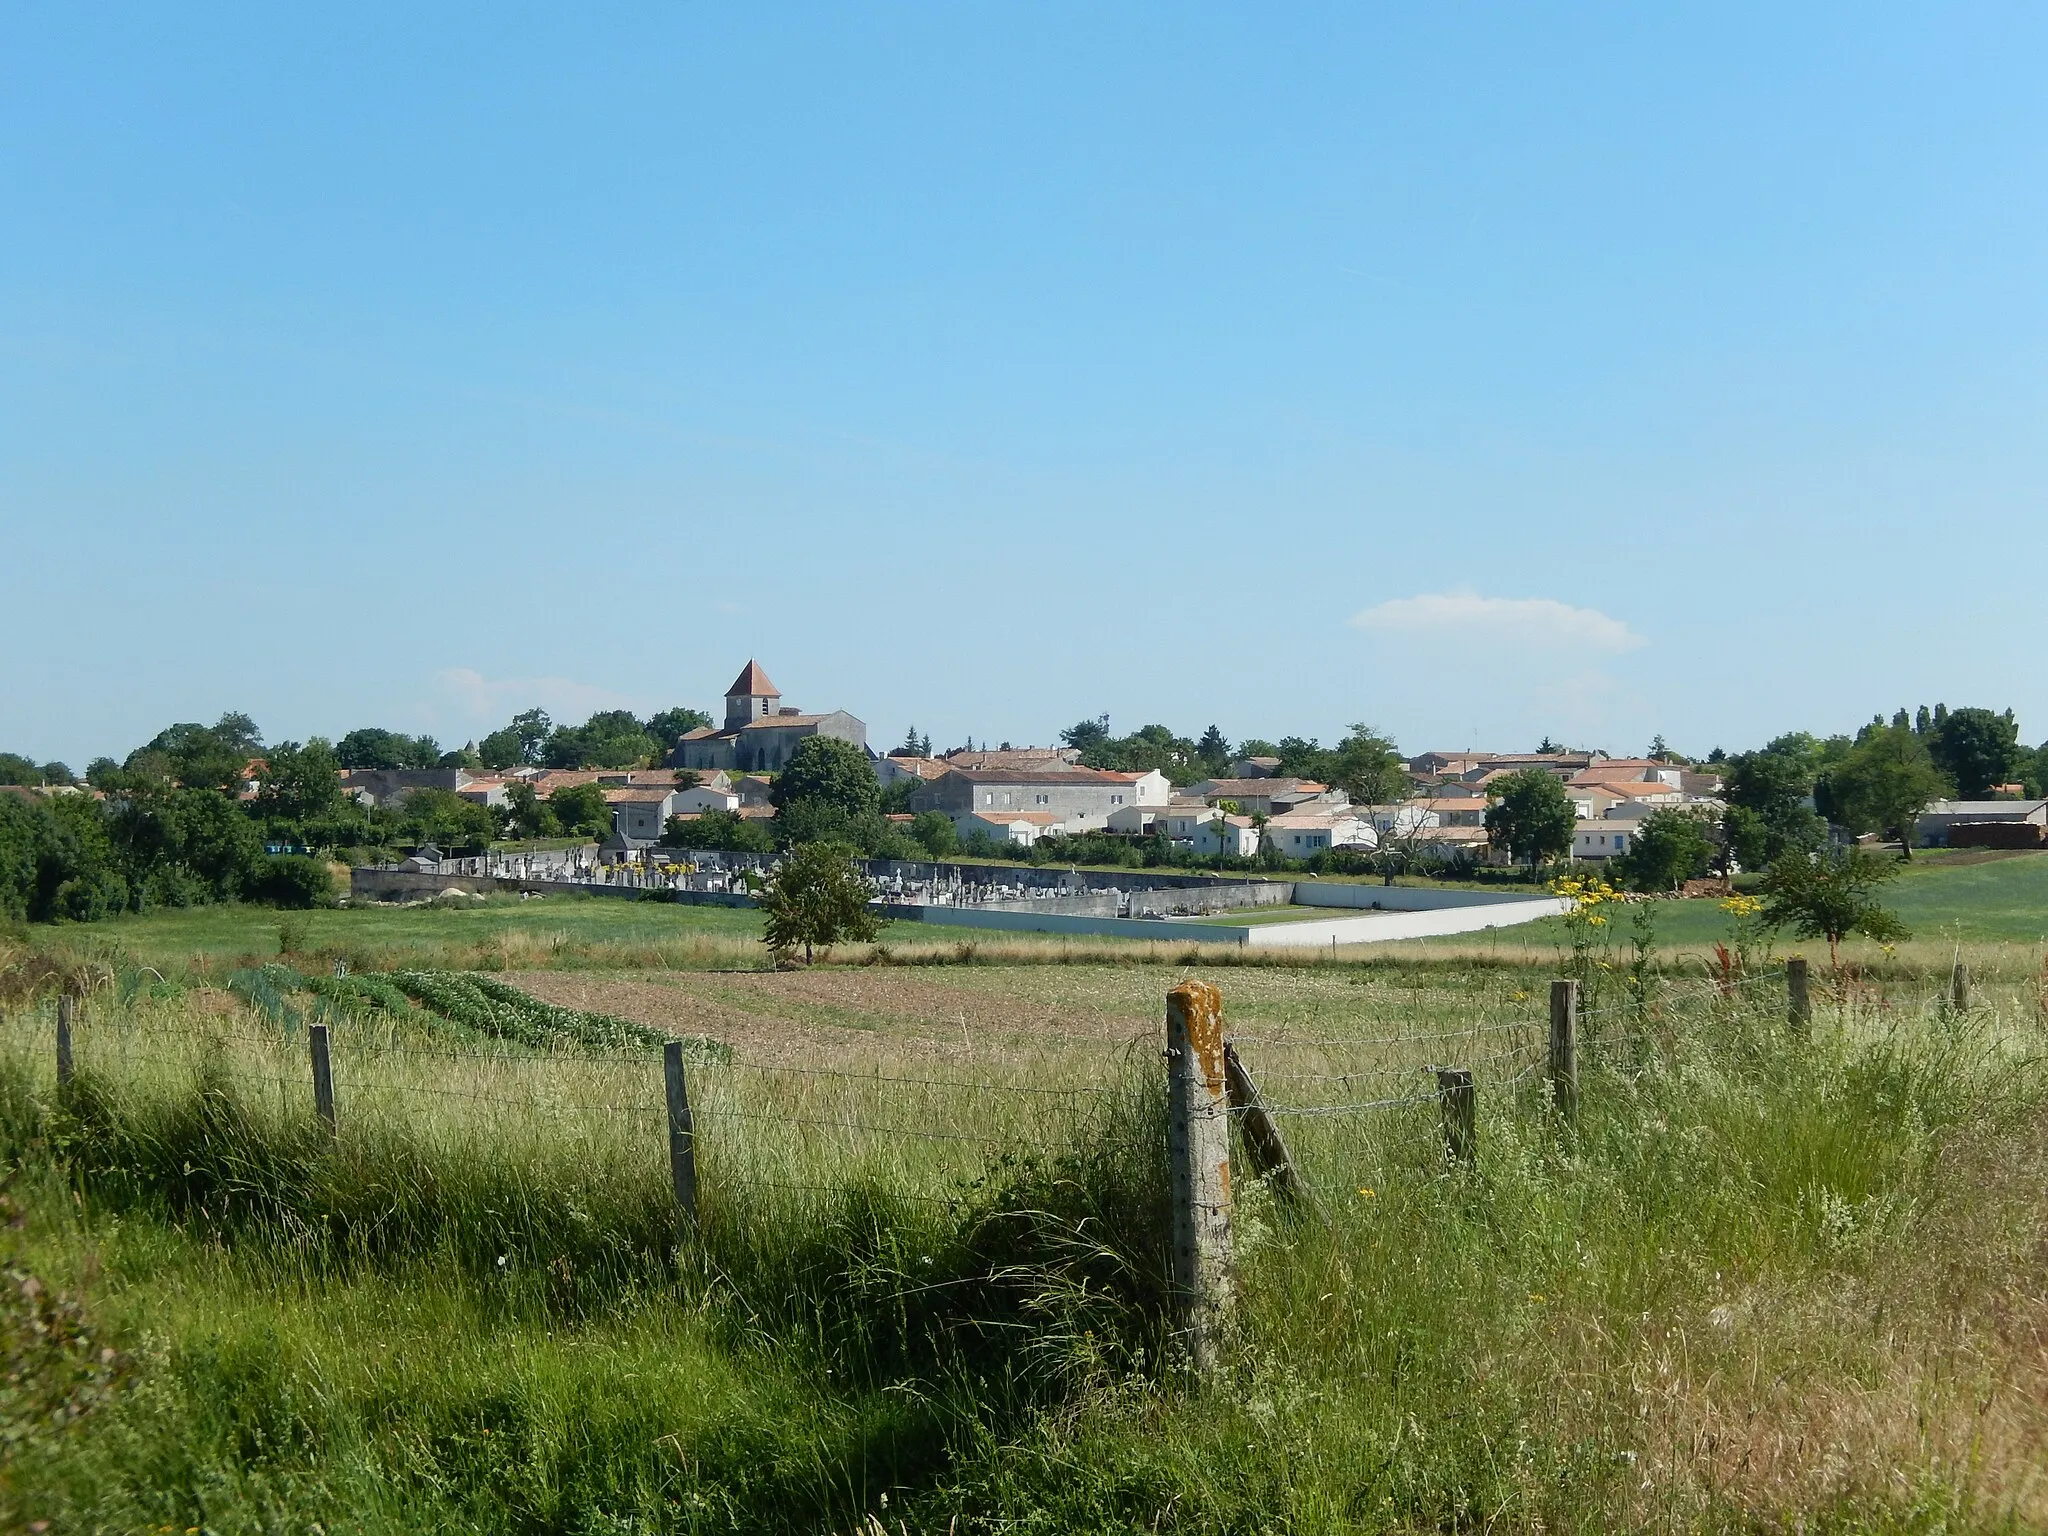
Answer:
xmin=0 ymin=961 xmax=2043 ymax=1531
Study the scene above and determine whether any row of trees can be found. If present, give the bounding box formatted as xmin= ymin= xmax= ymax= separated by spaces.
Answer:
xmin=334 ymin=704 xmax=714 ymax=774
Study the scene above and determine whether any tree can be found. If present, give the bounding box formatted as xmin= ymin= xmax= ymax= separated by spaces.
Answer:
xmin=479 ymin=708 xmax=555 ymax=770
xmin=1614 ymin=808 xmax=1717 ymax=893
xmin=503 ymin=782 xmax=561 ymax=840
xmin=110 ymin=787 xmax=265 ymax=905
xmin=1485 ymin=768 xmax=1575 ymax=873
xmin=545 ymin=710 xmax=659 ymax=770
xmin=0 ymin=754 xmax=43 ymax=787
xmin=755 ymin=841 xmax=883 ymax=963
xmin=1928 ymin=706 xmax=2022 ymax=798
xmin=1059 ymin=717 xmax=1111 ymax=754
xmin=771 ymin=737 xmax=881 ymax=819
xmin=663 ymin=809 xmax=776 ymax=854
xmin=399 ymin=789 xmax=499 ymax=851
xmin=1331 ymin=723 xmax=1407 ymax=806
xmin=909 ymin=810 xmax=957 ymax=858
xmin=1196 ymin=726 xmax=1231 ymax=773
xmin=892 ymin=725 xmax=934 ymax=758
xmin=1760 ymin=846 xmax=1909 ymax=968
xmin=547 ymin=783 xmax=615 ymax=840
xmin=132 ymin=717 xmax=263 ymax=794
xmin=1822 ymin=724 xmax=1949 ymax=858
xmin=252 ymin=738 xmax=344 ymax=828
xmin=336 ymin=727 xmax=441 ymax=770
xmin=1721 ymin=739 xmax=1828 ymax=870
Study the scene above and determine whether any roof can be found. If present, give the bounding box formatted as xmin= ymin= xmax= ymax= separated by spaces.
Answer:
xmin=967 ymin=809 xmax=1064 ymax=827
xmin=944 ymin=766 xmax=1129 ymax=786
xmin=1922 ymin=799 xmax=2048 ymax=817
xmin=1265 ymin=806 xmax=1364 ymax=827
xmin=726 ymin=660 xmax=780 ymax=699
xmin=1191 ymin=777 xmax=1324 ymax=797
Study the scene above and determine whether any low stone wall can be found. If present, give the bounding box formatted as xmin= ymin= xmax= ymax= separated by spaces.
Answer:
xmin=888 ymin=893 xmax=1566 ymax=947
xmin=349 ymin=868 xmax=754 ymax=908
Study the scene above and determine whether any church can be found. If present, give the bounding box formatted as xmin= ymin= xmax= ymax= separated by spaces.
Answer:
xmin=667 ymin=661 xmax=868 ymax=774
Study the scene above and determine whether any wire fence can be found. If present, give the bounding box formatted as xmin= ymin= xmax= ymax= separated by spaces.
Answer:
xmin=1 ymin=958 xmax=2027 ymax=1224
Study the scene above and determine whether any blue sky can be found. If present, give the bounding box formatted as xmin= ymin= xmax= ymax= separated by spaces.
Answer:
xmin=5 ymin=4 xmax=2046 ymax=768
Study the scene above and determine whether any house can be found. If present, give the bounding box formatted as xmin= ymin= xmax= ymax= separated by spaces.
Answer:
xmin=1191 ymin=814 xmax=1261 ymax=858
xmin=1227 ymin=756 xmax=1282 ymax=778
xmin=673 ymin=782 xmax=741 ymax=814
xmin=1100 ymin=769 xmax=1173 ymax=805
xmin=1407 ymin=752 xmax=1493 ymax=780
xmin=1185 ymin=777 xmax=1345 ymax=817
xmin=962 ymin=810 xmax=1065 ymax=847
xmin=1573 ymin=820 xmax=1634 ymax=860
xmin=454 ymin=776 xmax=513 ymax=809
xmin=1263 ymin=807 xmax=1375 ymax=857
xmin=874 ymin=755 xmax=949 ymax=788
xmin=1915 ymin=799 xmax=2048 ymax=848
xmin=941 ymin=746 xmax=1082 ymax=771
xmin=339 ymin=767 xmax=470 ymax=809
xmin=604 ymin=788 xmax=682 ymax=842
xmin=910 ymin=766 xmax=1151 ymax=838
xmin=671 ymin=662 xmax=867 ymax=773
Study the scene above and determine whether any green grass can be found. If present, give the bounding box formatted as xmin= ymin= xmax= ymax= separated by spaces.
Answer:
xmin=0 ymin=958 xmax=2044 ymax=1531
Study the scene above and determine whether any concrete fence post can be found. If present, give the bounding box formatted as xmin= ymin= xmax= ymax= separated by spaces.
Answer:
xmin=1165 ymin=980 xmax=1234 ymax=1376
xmin=664 ymin=1040 xmax=699 ymax=1228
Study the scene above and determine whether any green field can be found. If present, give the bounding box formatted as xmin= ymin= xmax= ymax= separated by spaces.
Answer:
xmin=1 ymin=916 xmax=2043 ymax=1532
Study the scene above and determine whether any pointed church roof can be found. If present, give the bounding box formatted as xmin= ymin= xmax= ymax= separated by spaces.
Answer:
xmin=725 ymin=660 xmax=780 ymax=699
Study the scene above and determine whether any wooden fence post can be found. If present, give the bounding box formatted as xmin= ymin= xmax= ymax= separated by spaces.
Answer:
xmin=1166 ymin=980 xmax=1234 ymax=1375
xmin=1950 ymin=961 xmax=1971 ymax=1014
xmin=1221 ymin=1041 xmax=1310 ymax=1209
xmin=1436 ymin=1068 xmax=1476 ymax=1164
xmin=1547 ymin=978 xmax=1579 ymax=1122
xmin=309 ymin=1023 xmax=336 ymax=1135
xmin=1787 ymin=957 xmax=1811 ymax=1032
xmin=663 ymin=1040 xmax=699 ymax=1228
xmin=56 ymin=996 xmax=73 ymax=1088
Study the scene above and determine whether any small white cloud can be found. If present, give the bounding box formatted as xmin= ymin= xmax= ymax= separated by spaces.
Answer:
xmin=1349 ymin=589 xmax=1645 ymax=654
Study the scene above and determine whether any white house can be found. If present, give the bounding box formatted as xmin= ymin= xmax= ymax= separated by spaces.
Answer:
xmin=1573 ymin=820 xmax=1634 ymax=860
xmin=1191 ymin=814 xmax=1261 ymax=858
xmin=672 ymin=783 xmax=741 ymax=814
xmin=962 ymin=810 xmax=1064 ymax=847
xmin=1263 ymin=807 xmax=1375 ymax=858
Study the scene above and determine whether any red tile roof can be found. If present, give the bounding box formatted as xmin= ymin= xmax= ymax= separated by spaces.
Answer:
xmin=726 ymin=660 xmax=779 ymax=698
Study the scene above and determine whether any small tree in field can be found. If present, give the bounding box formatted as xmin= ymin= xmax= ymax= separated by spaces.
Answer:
xmin=1760 ymin=846 xmax=1909 ymax=970
xmin=755 ymin=840 xmax=882 ymax=963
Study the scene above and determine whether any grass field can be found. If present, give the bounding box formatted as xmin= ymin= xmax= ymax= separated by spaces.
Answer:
xmin=1 ymin=868 xmax=2045 ymax=1531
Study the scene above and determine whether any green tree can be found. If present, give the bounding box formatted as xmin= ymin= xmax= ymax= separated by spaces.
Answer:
xmin=662 ymin=809 xmax=776 ymax=854
xmin=755 ymin=841 xmax=882 ymax=963
xmin=0 ymin=754 xmax=49 ymax=787
xmin=547 ymin=783 xmax=615 ymax=840
xmin=1927 ymin=706 xmax=2022 ymax=797
xmin=909 ymin=810 xmax=957 ymax=858
xmin=503 ymin=782 xmax=561 ymax=839
xmin=399 ymin=789 xmax=499 ymax=852
xmin=1484 ymin=768 xmax=1576 ymax=874
xmin=1330 ymin=723 xmax=1407 ymax=807
xmin=1760 ymin=846 xmax=1909 ymax=968
xmin=252 ymin=738 xmax=344 ymax=828
xmin=1822 ymin=724 xmax=1949 ymax=858
xmin=645 ymin=707 xmax=713 ymax=752
xmin=771 ymin=737 xmax=881 ymax=819
xmin=110 ymin=787 xmax=266 ymax=906
xmin=336 ymin=727 xmax=441 ymax=770
xmin=544 ymin=711 xmax=659 ymax=770
xmin=1614 ymin=807 xmax=1717 ymax=893
xmin=479 ymin=708 xmax=554 ymax=770
xmin=1721 ymin=738 xmax=1828 ymax=871
xmin=131 ymin=716 xmax=262 ymax=794
xmin=1196 ymin=725 xmax=1231 ymax=773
